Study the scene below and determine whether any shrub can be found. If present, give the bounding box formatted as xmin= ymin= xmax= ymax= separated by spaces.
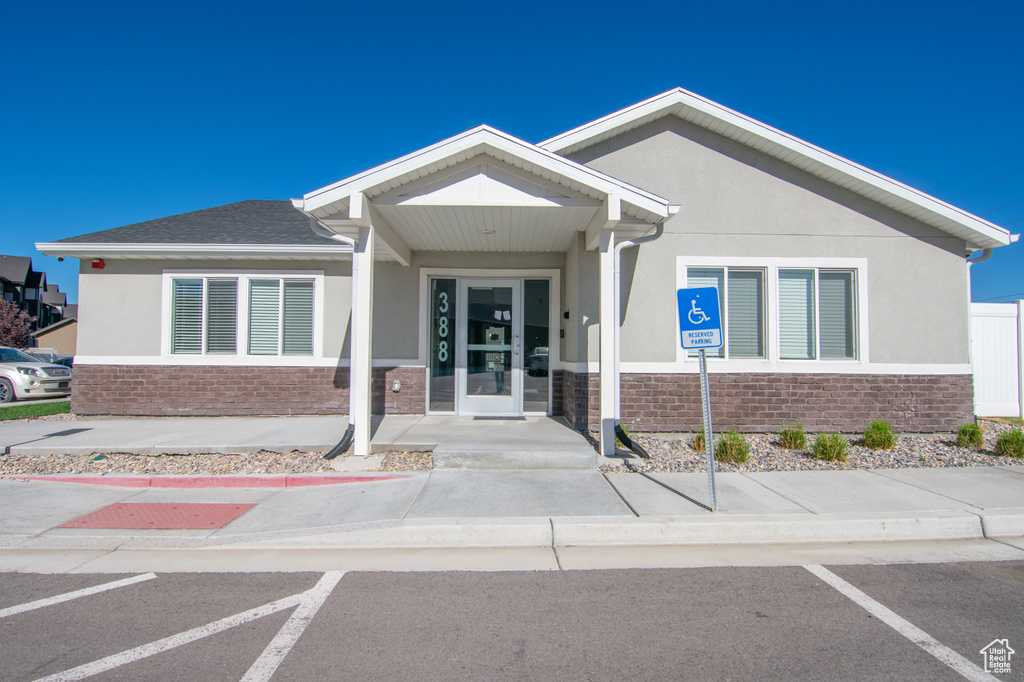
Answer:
xmin=812 ymin=433 xmax=848 ymax=462
xmin=995 ymin=429 xmax=1024 ymax=458
xmin=716 ymin=431 xmax=750 ymax=464
xmin=778 ymin=424 xmax=806 ymax=449
xmin=955 ymin=423 xmax=984 ymax=449
xmin=863 ymin=420 xmax=897 ymax=450
xmin=0 ymin=299 xmax=35 ymax=349
xmin=691 ymin=429 xmax=706 ymax=453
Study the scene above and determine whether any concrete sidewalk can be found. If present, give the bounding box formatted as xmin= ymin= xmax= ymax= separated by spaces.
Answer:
xmin=1 ymin=465 xmax=1023 ymax=573
xmin=0 ymin=416 xmax=349 ymax=456
xmin=0 ymin=415 xmax=597 ymax=468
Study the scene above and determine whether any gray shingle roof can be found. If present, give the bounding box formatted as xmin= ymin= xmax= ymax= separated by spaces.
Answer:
xmin=0 ymin=255 xmax=31 ymax=285
xmin=42 ymin=284 xmax=66 ymax=306
xmin=53 ymin=200 xmax=336 ymax=246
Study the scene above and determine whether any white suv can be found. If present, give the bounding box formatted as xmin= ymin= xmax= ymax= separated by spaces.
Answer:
xmin=0 ymin=346 xmax=73 ymax=403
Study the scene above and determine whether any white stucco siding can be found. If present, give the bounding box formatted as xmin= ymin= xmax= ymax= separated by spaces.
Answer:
xmin=569 ymin=116 xmax=971 ymax=366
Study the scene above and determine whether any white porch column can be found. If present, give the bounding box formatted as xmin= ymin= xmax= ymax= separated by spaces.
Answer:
xmin=350 ymin=219 xmax=375 ymax=457
xmin=599 ymin=229 xmax=617 ymax=457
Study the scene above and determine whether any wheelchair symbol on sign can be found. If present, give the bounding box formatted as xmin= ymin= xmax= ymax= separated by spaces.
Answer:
xmin=688 ymin=299 xmax=710 ymax=325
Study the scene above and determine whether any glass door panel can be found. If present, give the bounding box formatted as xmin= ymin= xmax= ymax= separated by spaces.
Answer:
xmin=458 ymin=279 xmax=520 ymax=415
xmin=523 ymin=279 xmax=550 ymax=413
xmin=428 ymin=278 xmax=456 ymax=411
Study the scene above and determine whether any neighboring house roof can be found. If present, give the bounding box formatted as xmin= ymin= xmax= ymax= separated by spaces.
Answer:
xmin=42 ymin=285 xmax=66 ymax=307
xmin=38 ymin=200 xmax=352 ymax=260
xmin=25 ymin=269 xmax=44 ymax=290
xmin=63 ymin=304 xmax=78 ymax=319
xmin=0 ymin=255 xmax=31 ymax=285
xmin=31 ymin=317 xmax=77 ymax=337
xmin=540 ymin=88 xmax=1015 ymax=252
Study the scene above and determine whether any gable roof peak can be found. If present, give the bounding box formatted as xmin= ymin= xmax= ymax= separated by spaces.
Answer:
xmin=540 ymin=87 xmax=1013 ymax=252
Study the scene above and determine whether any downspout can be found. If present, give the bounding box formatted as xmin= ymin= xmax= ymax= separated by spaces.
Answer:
xmin=966 ymin=248 xmax=993 ymax=265
xmin=611 ymin=214 xmax=673 ymax=458
xmin=308 ymin=217 xmax=358 ymax=460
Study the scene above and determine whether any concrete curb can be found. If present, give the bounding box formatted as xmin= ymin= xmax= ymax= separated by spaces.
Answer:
xmin=2 ymin=510 xmax=998 ymax=552
xmin=978 ymin=509 xmax=1024 ymax=538
xmin=551 ymin=511 xmax=986 ymax=547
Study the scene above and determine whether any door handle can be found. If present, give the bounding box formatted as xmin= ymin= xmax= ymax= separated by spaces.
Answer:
xmin=513 ymin=336 xmax=520 ymax=355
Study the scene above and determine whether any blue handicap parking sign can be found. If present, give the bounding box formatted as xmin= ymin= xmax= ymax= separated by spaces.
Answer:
xmin=677 ymin=287 xmax=723 ymax=349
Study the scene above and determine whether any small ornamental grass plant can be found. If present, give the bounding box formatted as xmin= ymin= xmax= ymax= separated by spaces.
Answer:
xmin=716 ymin=431 xmax=750 ymax=464
xmin=691 ymin=429 xmax=706 ymax=453
xmin=863 ymin=420 xmax=897 ymax=450
xmin=995 ymin=429 xmax=1024 ymax=459
xmin=955 ymin=423 xmax=984 ymax=449
xmin=811 ymin=433 xmax=848 ymax=462
xmin=778 ymin=424 xmax=806 ymax=450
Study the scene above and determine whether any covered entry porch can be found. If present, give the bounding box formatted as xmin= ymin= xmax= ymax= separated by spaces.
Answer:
xmin=369 ymin=415 xmax=598 ymax=469
xmin=292 ymin=125 xmax=677 ymax=458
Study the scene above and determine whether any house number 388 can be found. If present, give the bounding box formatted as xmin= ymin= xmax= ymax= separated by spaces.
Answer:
xmin=437 ymin=292 xmax=449 ymax=362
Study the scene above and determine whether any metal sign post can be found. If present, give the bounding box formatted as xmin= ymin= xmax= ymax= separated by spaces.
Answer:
xmin=698 ymin=348 xmax=717 ymax=512
xmin=677 ymin=287 xmax=723 ymax=512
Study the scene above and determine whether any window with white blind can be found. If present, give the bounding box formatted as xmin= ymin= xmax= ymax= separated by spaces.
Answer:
xmin=686 ymin=267 xmax=766 ymax=359
xmin=779 ymin=268 xmax=857 ymax=360
xmin=683 ymin=261 xmax=860 ymax=363
xmin=168 ymin=275 xmax=316 ymax=357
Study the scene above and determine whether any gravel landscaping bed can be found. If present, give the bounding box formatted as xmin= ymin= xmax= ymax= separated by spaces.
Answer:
xmin=601 ymin=419 xmax=1024 ymax=473
xmin=0 ymin=450 xmax=435 ymax=476
xmin=2 ymin=415 xmax=1020 ymax=475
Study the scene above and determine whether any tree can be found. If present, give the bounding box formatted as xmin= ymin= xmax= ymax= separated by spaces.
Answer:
xmin=0 ymin=299 xmax=35 ymax=348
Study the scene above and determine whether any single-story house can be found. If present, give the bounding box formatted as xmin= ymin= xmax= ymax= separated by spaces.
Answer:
xmin=38 ymin=88 xmax=1017 ymax=457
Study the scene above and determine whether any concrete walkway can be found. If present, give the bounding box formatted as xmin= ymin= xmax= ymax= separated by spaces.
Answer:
xmin=1 ymin=464 xmax=1023 ymax=572
xmin=0 ymin=415 xmax=596 ymax=467
xmin=1 ymin=415 xmax=1023 ymax=572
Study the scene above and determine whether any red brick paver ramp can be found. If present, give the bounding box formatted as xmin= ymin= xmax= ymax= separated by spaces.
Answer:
xmin=58 ymin=502 xmax=257 ymax=529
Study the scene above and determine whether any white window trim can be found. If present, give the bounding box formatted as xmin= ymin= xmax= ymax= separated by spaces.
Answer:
xmin=161 ymin=269 xmax=325 ymax=365
xmin=675 ymin=256 xmax=869 ymax=368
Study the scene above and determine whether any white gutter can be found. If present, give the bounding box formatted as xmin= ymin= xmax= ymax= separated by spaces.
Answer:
xmin=35 ymin=242 xmax=353 ymax=259
xmin=966 ymin=248 xmax=993 ymax=265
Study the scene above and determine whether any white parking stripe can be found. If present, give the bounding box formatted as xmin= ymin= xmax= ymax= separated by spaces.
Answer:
xmin=33 ymin=593 xmax=304 ymax=682
xmin=241 ymin=571 xmax=345 ymax=682
xmin=0 ymin=573 xmax=157 ymax=620
xmin=804 ymin=565 xmax=998 ymax=682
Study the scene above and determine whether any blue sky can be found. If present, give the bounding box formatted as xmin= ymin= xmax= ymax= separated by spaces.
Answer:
xmin=2 ymin=0 xmax=1022 ymax=305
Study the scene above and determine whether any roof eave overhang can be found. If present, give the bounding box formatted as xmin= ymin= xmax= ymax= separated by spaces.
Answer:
xmin=292 ymin=125 xmax=674 ymax=226
xmin=540 ymin=88 xmax=1013 ymax=252
xmin=35 ymin=242 xmax=353 ymax=260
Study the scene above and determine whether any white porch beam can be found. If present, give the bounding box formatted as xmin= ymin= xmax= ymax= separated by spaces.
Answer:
xmin=584 ymin=195 xmax=621 ymax=251
xmin=349 ymin=191 xmax=412 ymax=266
xmin=350 ymin=203 xmax=376 ymax=457
xmin=598 ymin=230 xmax=617 ymax=458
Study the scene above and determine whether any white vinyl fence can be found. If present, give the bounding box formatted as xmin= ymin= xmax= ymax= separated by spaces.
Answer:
xmin=971 ymin=301 xmax=1024 ymax=417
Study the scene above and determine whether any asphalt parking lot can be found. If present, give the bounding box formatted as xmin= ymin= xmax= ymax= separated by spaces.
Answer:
xmin=1 ymin=561 xmax=1021 ymax=681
